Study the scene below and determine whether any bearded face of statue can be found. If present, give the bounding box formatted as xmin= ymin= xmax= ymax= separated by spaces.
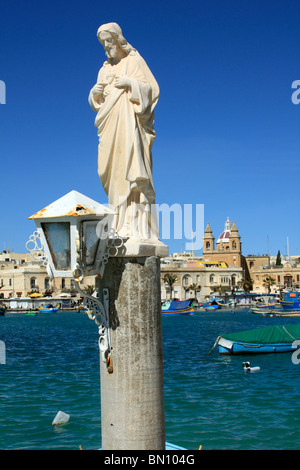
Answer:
xmin=99 ymin=31 xmax=126 ymax=62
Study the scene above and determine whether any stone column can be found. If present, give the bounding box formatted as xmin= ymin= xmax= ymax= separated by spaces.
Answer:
xmin=97 ymin=255 xmax=165 ymax=450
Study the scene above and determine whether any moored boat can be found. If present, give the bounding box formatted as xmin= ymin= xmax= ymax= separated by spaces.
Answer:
xmin=211 ymin=324 xmax=300 ymax=355
xmin=251 ymin=306 xmax=274 ymax=314
xmin=280 ymin=291 xmax=300 ymax=310
xmin=38 ymin=304 xmax=60 ymax=313
xmin=274 ymin=310 xmax=300 ymax=317
xmin=161 ymin=300 xmax=194 ymax=315
xmin=255 ymin=301 xmax=277 ymax=309
xmin=25 ymin=311 xmax=38 ymax=316
xmin=205 ymin=304 xmax=219 ymax=311
xmin=200 ymin=299 xmax=222 ymax=311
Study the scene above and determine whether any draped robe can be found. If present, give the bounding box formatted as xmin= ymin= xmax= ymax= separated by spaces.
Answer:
xmin=89 ymin=50 xmax=159 ymax=239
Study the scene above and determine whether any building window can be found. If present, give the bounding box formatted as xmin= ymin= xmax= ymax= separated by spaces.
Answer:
xmin=30 ymin=277 xmax=36 ymax=290
xmin=206 ymin=242 xmax=210 ymax=250
xmin=284 ymin=276 xmax=292 ymax=287
xmin=278 ymin=275 xmax=281 ymax=283
xmin=44 ymin=278 xmax=50 ymax=290
xmin=232 ymin=241 xmax=237 ymax=249
xmin=9 ymin=279 xmax=12 ymax=287
xmin=209 ymin=274 xmax=215 ymax=284
xmin=61 ymin=278 xmax=66 ymax=289
xmin=182 ymin=275 xmax=191 ymax=286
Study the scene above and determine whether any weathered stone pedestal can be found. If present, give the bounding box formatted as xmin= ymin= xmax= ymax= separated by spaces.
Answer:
xmin=97 ymin=255 xmax=165 ymax=450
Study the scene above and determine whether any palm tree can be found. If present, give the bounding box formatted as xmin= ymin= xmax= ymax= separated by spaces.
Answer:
xmin=246 ymin=278 xmax=253 ymax=292
xmin=237 ymin=277 xmax=253 ymax=293
xmin=211 ymin=285 xmax=228 ymax=295
xmin=83 ymin=285 xmax=96 ymax=296
xmin=162 ymin=273 xmax=178 ymax=300
xmin=262 ymin=276 xmax=276 ymax=294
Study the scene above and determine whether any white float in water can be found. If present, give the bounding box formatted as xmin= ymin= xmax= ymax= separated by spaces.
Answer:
xmin=52 ymin=410 xmax=70 ymax=425
xmin=242 ymin=361 xmax=260 ymax=373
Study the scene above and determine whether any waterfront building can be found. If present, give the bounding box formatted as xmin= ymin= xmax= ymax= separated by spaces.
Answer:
xmin=2 ymin=218 xmax=300 ymax=302
xmin=161 ymin=217 xmax=300 ymax=300
xmin=161 ymin=218 xmax=244 ymax=300
xmin=244 ymin=254 xmax=300 ymax=294
xmin=0 ymin=251 xmax=95 ymax=299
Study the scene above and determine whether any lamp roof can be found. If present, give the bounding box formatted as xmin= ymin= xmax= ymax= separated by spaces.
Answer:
xmin=29 ymin=190 xmax=115 ymax=219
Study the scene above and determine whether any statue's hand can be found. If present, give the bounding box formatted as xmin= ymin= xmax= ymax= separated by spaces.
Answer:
xmin=91 ymin=83 xmax=105 ymax=95
xmin=115 ymin=76 xmax=131 ymax=89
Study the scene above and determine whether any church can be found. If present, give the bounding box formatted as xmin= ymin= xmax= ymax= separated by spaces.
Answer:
xmin=203 ymin=217 xmax=242 ymax=267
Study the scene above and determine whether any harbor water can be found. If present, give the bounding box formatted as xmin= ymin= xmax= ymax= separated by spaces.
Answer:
xmin=0 ymin=308 xmax=300 ymax=450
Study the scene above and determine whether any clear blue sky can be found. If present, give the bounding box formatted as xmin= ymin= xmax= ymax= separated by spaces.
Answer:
xmin=1 ymin=0 xmax=299 ymax=256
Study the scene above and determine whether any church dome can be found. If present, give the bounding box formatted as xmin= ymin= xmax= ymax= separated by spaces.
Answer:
xmin=217 ymin=217 xmax=231 ymax=243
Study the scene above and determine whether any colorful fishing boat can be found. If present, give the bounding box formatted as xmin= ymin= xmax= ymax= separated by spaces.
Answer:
xmin=255 ymin=301 xmax=277 ymax=309
xmin=161 ymin=300 xmax=194 ymax=315
xmin=205 ymin=304 xmax=219 ymax=311
xmin=280 ymin=291 xmax=300 ymax=310
xmin=200 ymin=299 xmax=222 ymax=311
xmin=212 ymin=324 xmax=300 ymax=355
xmin=38 ymin=304 xmax=60 ymax=313
xmin=25 ymin=311 xmax=38 ymax=316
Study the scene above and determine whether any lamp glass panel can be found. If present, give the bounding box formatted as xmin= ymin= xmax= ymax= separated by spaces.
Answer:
xmin=82 ymin=221 xmax=100 ymax=266
xmin=42 ymin=222 xmax=71 ymax=270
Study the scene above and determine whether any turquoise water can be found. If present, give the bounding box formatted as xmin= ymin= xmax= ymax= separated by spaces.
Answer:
xmin=0 ymin=309 xmax=300 ymax=450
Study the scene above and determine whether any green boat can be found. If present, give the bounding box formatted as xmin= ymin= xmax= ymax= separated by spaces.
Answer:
xmin=212 ymin=324 xmax=300 ymax=355
xmin=25 ymin=311 xmax=38 ymax=316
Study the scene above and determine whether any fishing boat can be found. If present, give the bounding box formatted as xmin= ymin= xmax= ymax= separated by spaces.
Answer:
xmin=251 ymin=306 xmax=275 ymax=314
xmin=254 ymin=301 xmax=277 ymax=309
xmin=38 ymin=304 xmax=60 ymax=313
xmin=0 ymin=305 xmax=6 ymax=316
xmin=275 ymin=311 xmax=300 ymax=317
xmin=210 ymin=324 xmax=300 ymax=355
xmin=25 ymin=311 xmax=38 ymax=316
xmin=280 ymin=291 xmax=300 ymax=310
xmin=204 ymin=304 xmax=219 ymax=311
xmin=161 ymin=300 xmax=194 ymax=315
xmin=200 ymin=299 xmax=222 ymax=311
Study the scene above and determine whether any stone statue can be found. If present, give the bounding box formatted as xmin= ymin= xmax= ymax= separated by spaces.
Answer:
xmin=89 ymin=23 xmax=160 ymax=243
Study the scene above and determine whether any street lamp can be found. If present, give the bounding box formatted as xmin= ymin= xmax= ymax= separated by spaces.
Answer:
xmin=27 ymin=190 xmax=119 ymax=280
xmin=26 ymin=190 xmax=124 ymax=371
